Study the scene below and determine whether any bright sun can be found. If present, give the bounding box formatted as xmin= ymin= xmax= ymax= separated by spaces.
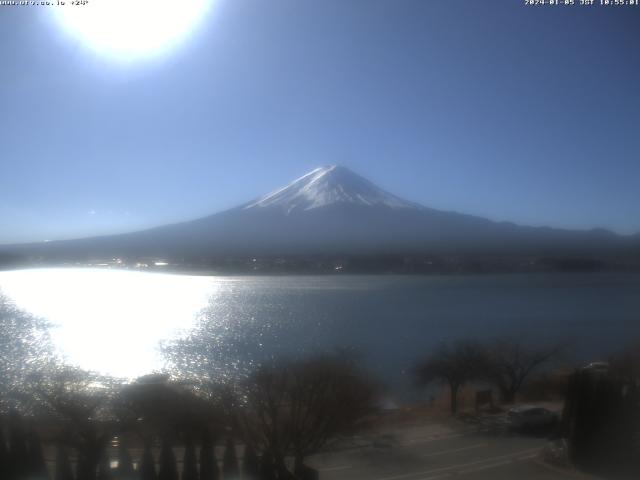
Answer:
xmin=52 ymin=0 xmax=213 ymax=60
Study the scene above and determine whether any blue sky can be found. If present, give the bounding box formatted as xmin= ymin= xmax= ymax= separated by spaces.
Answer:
xmin=1 ymin=0 xmax=639 ymax=244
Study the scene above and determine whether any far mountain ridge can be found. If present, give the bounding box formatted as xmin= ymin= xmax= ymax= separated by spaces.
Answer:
xmin=1 ymin=166 xmax=638 ymax=262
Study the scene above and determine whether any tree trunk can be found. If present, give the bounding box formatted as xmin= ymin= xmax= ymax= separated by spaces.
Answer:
xmin=275 ymin=453 xmax=290 ymax=479
xmin=450 ymin=383 xmax=459 ymax=414
xmin=293 ymin=453 xmax=304 ymax=476
xmin=76 ymin=451 xmax=99 ymax=480
xmin=259 ymin=450 xmax=276 ymax=480
xmin=500 ymin=386 xmax=516 ymax=404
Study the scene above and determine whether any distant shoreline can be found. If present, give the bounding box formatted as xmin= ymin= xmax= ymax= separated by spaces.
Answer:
xmin=2 ymin=254 xmax=640 ymax=276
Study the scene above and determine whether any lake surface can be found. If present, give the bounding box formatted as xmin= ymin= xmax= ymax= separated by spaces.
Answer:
xmin=1 ymin=268 xmax=639 ymax=400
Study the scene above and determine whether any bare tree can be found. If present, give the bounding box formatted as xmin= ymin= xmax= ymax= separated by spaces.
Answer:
xmin=236 ymin=365 xmax=290 ymax=478
xmin=116 ymin=440 xmax=135 ymax=480
xmin=26 ymin=426 xmax=49 ymax=480
xmin=0 ymin=428 xmax=8 ymax=479
xmin=199 ymin=429 xmax=219 ymax=480
xmin=243 ymin=442 xmax=260 ymax=479
xmin=29 ymin=367 xmax=120 ymax=480
xmin=54 ymin=445 xmax=74 ymax=480
xmin=483 ymin=337 xmax=562 ymax=403
xmin=414 ymin=340 xmax=487 ymax=414
xmin=287 ymin=355 xmax=375 ymax=473
xmin=120 ymin=374 xmax=215 ymax=434
xmin=222 ymin=438 xmax=239 ymax=479
xmin=163 ymin=314 xmax=375 ymax=475
xmin=139 ymin=442 xmax=157 ymax=480
xmin=236 ymin=353 xmax=376 ymax=476
xmin=7 ymin=410 xmax=30 ymax=480
xmin=158 ymin=437 xmax=179 ymax=480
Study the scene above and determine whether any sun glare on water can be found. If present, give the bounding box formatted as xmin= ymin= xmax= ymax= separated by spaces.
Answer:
xmin=0 ymin=268 xmax=215 ymax=379
xmin=51 ymin=0 xmax=214 ymax=60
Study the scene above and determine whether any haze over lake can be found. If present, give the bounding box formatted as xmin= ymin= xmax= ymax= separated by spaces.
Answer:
xmin=1 ymin=268 xmax=639 ymax=400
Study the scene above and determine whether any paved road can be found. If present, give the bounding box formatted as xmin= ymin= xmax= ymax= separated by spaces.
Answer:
xmin=307 ymin=422 xmax=579 ymax=480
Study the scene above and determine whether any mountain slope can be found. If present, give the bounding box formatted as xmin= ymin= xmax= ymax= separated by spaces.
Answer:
xmin=2 ymin=165 xmax=638 ymax=261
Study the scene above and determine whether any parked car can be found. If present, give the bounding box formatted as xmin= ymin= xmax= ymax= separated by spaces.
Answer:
xmin=507 ymin=405 xmax=559 ymax=430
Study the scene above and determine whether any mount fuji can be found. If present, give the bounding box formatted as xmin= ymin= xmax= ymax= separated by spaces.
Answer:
xmin=2 ymin=165 xmax=638 ymax=263
xmin=241 ymin=165 xmax=422 ymax=213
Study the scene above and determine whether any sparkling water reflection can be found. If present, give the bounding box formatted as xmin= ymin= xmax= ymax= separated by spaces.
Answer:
xmin=0 ymin=268 xmax=215 ymax=377
xmin=1 ymin=269 xmax=639 ymax=399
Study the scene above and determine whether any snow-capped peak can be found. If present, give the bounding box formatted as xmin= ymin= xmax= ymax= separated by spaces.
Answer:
xmin=242 ymin=165 xmax=422 ymax=214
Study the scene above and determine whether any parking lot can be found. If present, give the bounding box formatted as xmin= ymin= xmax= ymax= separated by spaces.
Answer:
xmin=307 ymin=417 xmax=584 ymax=480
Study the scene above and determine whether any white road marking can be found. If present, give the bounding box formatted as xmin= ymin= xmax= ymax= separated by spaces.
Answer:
xmin=404 ymin=432 xmax=471 ymax=445
xmin=515 ymin=453 xmax=538 ymax=461
xmin=415 ymin=474 xmax=453 ymax=480
xmin=421 ymin=443 xmax=487 ymax=458
xmin=319 ymin=465 xmax=353 ymax=472
xmin=457 ymin=459 xmax=512 ymax=474
xmin=375 ymin=447 xmax=541 ymax=480
xmin=400 ymin=428 xmax=479 ymax=445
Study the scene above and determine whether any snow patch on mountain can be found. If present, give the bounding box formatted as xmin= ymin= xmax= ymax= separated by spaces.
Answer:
xmin=243 ymin=165 xmax=422 ymax=214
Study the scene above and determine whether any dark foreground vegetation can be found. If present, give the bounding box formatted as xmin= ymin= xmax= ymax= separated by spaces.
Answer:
xmin=560 ymin=349 xmax=640 ymax=477
xmin=1 ymin=292 xmax=377 ymax=480
xmin=1 ymin=361 xmax=374 ymax=480
xmin=414 ymin=338 xmax=565 ymax=414
xmin=2 ymin=291 xmax=639 ymax=479
xmin=413 ymin=338 xmax=640 ymax=478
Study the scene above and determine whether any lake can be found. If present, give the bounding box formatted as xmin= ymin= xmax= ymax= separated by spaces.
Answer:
xmin=1 ymin=268 xmax=639 ymax=400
